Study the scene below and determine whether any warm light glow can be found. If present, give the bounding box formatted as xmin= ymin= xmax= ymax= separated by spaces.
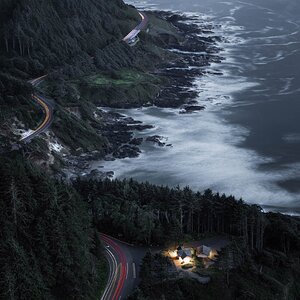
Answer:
xmin=169 ymin=250 xmax=178 ymax=258
xmin=183 ymin=257 xmax=191 ymax=264
xmin=208 ymin=249 xmax=217 ymax=259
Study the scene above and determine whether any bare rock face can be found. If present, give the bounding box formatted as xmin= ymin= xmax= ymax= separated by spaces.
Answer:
xmin=179 ymin=105 xmax=205 ymax=114
xmin=146 ymin=135 xmax=166 ymax=147
xmin=129 ymin=138 xmax=143 ymax=146
xmin=73 ymin=169 xmax=115 ymax=181
xmin=113 ymin=144 xmax=141 ymax=159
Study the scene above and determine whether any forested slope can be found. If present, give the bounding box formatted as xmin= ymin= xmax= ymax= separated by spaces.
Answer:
xmin=0 ymin=0 xmax=138 ymax=76
xmin=73 ymin=179 xmax=300 ymax=300
xmin=0 ymin=0 xmax=140 ymax=148
xmin=74 ymin=178 xmax=300 ymax=254
xmin=0 ymin=156 xmax=106 ymax=299
xmin=1 ymin=156 xmax=299 ymax=299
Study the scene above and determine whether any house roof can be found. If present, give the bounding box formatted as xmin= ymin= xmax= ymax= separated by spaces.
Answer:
xmin=202 ymin=245 xmax=211 ymax=256
xmin=197 ymin=245 xmax=211 ymax=256
xmin=177 ymin=247 xmax=192 ymax=259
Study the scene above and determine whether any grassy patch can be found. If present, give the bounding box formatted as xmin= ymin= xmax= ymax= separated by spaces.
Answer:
xmin=85 ymin=69 xmax=161 ymax=87
xmin=76 ymin=68 xmax=165 ymax=108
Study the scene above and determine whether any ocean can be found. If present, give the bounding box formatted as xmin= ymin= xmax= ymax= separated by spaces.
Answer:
xmin=96 ymin=0 xmax=300 ymax=214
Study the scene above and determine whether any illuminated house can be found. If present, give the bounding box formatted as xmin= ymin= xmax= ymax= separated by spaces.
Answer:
xmin=177 ymin=246 xmax=192 ymax=264
xmin=196 ymin=245 xmax=217 ymax=259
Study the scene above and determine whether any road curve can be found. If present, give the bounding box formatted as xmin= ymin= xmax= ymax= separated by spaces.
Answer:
xmin=20 ymin=75 xmax=54 ymax=143
xmin=100 ymin=233 xmax=147 ymax=300
xmin=123 ymin=12 xmax=148 ymax=44
xmin=15 ymin=9 xmax=148 ymax=299
xmin=20 ymin=11 xmax=147 ymax=144
xmin=100 ymin=234 xmax=128 ymax=300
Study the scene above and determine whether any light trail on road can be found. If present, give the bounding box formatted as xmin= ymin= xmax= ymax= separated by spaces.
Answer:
xmin=20 ymin=9 xmax=147 ymax=144
xmin=20 ymin=75 xmax=53 ymax=143
xmin=100 ymin=233 xmax=128 ymax=300
xmin=123 ymin=11 xmax=148 ymax=43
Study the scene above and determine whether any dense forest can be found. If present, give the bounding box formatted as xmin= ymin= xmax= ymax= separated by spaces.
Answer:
xmin=1 ymin=1 xmax=300 ymax=299
xmin=0 ymin=0 xmax=139 ymax=81
xmin=0 ymin=0 xmax=178 ymax=156
xmin=1 ymin=155 xmax=299 ymax=299
xmin=74 ymin=178 xmax=300 ymax=299
xmin=0 ymin=0 xmax=143 ymax=149
xmin=74 ymin=178 xmax=300 ymax=255
xmin=0 ymin=156 xmax=106 ymax=299
xmin=129 ymin=247 xmax=300 ymax=299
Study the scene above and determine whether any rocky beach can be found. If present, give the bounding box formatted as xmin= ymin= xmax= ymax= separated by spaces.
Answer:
xmin=64 ymin=10 xmax=223 ymax=180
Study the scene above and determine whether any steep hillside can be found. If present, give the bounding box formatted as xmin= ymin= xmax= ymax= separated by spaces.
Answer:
xmin=0 ymin=0 xmax=218 ymax=177
xmin=0 ymin=155 xmax=107 ymax=299
xmin=0 ymin=0 xmax=139 ymax=74
xmin=0 ymin=0 xmax=140 ymax=147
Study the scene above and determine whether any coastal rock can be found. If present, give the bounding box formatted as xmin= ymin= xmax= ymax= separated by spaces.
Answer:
xmin=128 ymin=124 xmax=154 ymax=131
xmin=148 ymin=10 xmax=223 ymax=108
xmin=113 ymin=145 xmax=141 ymax=159
xmin=90 ymin=169 xmax=100 ymax=176
xmin=106 ymin=171 xmax=114 ymax=178
xmin=123 ymin=117 xmax=142 ymax=125
xmin=76 ymin=161 xmax=90 ymax=170
xmin=62 ymin=10 xmax=223 ymax=175
xmin=146 ymin=135 xmax=166 ymax=147
xmin=180 ymin=105 xmax=205 ymax=114
xmin=104 ymin=156 xmax=116 ymax=161
xmin=78 ymin=169 xmax=115 ymax=181
xmin=129 ymin=138 xmax=143 ymax=146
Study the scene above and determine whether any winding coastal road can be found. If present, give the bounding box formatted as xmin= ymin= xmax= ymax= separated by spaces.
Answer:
xmin=20 ymin=11 xmax=147 ymax=144
xmin=100 ymin=233 xmax=147 ymax=300
xmin=123 ymin=12 xmax=148 ymax=44
xmin=19 ymin=11 xmax=148 ymax=297
xmin=20 ymin=75 xmax=54 ymax=143
xmin=17 ymin=10 xmax=149 ymax=297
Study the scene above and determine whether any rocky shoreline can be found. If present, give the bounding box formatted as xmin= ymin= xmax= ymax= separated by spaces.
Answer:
xmin=64 ymin=10 xmax=223 ymax=180
xmin=151 ymin=11 xmax=223 ymax=108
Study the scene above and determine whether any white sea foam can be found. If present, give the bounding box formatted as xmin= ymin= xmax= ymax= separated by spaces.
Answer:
xmin=17 ymin=128 xmax=34 ymax=139
xmin=283 ymin=133 xmax=300 ymax=144
xmin=109 ymin=0 xmax=300 ymax=210
xmin=94 ymin=106 xmax=299 ymax=207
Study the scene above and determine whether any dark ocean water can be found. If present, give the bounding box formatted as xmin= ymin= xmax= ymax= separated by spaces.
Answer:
xmin=96 ymin=0 xmax=300 ymax=214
